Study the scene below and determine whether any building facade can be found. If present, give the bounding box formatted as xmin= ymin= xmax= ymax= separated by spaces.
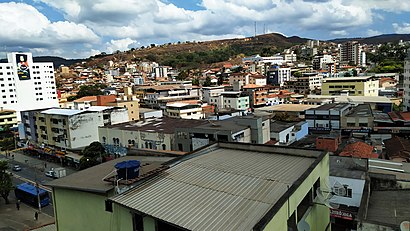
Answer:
xmin=404 ymin=50 xmax=410 ymax=111
xmin=305 ymin=103 xmax=351 ymax=130
xmin=321 ymin=76 xmax=379 ymax=96
xmin=0 ymin=53 xmax=58 ymax=118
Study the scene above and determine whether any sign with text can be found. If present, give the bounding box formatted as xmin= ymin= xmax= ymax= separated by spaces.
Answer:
xmin=15 ymin=53 xmax=31 ymax=80
xmin=330 ymin=208 xmax=353 ymax=220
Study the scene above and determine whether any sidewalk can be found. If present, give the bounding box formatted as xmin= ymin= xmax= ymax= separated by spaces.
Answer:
xmin=1 ymin=150 xmax=77 ymax=176
xmin=0 ymin=197 xmax=54 ymax=231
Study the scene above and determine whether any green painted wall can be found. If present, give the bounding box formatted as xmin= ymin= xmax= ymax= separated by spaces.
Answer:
xmin=53 ymin=188 xmax=133 ymax=231
xmin=263 ymin=153 xmax=330 ymax=231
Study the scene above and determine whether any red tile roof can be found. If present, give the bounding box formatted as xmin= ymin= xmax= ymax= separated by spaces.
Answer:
xmin=339 ymin=141 xmax=378 ymax=159
xmin=74 ymin=96 xmax=98 ymax=103
xmin=384 ymin=137 xmax=410 ymax=160
xmin=388 ymin=111 xmax=410 ymax=122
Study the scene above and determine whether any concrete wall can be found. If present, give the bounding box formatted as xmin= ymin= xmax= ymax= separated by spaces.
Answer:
xmin=53 ymin=188 xmax=113 ymax=231
xmin=263 ymin=154 xmax=330 ymax=231
xmin=69 ymin=113 xmax=102 ymax=149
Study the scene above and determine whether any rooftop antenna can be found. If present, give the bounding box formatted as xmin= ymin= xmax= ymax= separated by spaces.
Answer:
xmin=263 ymin=24 xmax=266 ymax=34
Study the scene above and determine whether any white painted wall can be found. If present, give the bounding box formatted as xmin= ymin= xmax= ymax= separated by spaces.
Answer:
xmin=329 ymin=176 xmax=365 ymax=207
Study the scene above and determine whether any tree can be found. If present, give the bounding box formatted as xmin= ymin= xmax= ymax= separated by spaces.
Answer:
xmin=192 ymin=78 xmax=200 ymax=86
xmin=79 ymin=142 xmax=107 ymax=170
xmin=352 ymin=69 xmax=358 ymax=76
xmin=77 ymin=85 xmax=104 ymax=98
xmin=0 ymin=160 xmax=13 ymax=204
xmin=293 ymin=71 xmax=303 ymax=77
xmin=203 ymin=76 xmax=212 ymax=87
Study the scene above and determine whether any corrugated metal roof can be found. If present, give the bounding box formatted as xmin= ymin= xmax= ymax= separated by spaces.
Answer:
xmin=112 ymin=147 xmax=315 ymax=231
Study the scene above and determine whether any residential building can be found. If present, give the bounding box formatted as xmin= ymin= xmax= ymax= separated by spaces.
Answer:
xmin=341 ymin=104 xmax=374 ymax=129
xmin=166 ymin=102 xmax=204 ymax=119
xmin=153 ymin=66 xmax=168 ymax=79
xmin=137 ymin=84 xmax=199 ymax=110
xmin=243 ymin=84 xmax=267 ymax=108
xmin=105 ymin=95 xmax=140 ymax=122
xmin=312 ymin=55 xmax=333 ymax=70
xmin=98 ymin=117 xmax=208 ymax=152
xmin=266 ymin=66 xmax=291 ymax=86
xmin=175 ymin=115 xmax=270 ymax=152
xmin=329 ymin=156 xmax=367 ymax=230
xmin=285 ymin=73 xmax=322 ymax=94
xmin=201 ymin=86 xmax=225 ymax=103
xmin=35 ymin=107 xmax=128 ymax=150
xmin=404 ymin=50 xmax=410 ymax=111
xmin=0 ymin=53 xmax=58 ymax=118
xmin=73 ymin=96 xmax=97 ymax=110
xmin=339 ymin=142 xmax=378 ymax=158
xmin=138 ymin=108 xmax=163 ymax=120
xmin=339 ymin=41 xmax=366 ymax=66
xmin=255 ymin=104 xmax=319 ymax=119
xmin=0 ymin=109 xmax=17 ymax=129
xmin=46 ymin=156 xmax=172 ymax=231
xmin=109 ymin=142 xmax=330 ymax=231
xmin=307 ymin=95 xmax=393 ymax=113
xmin=209 ymin=91 xmax=249 ymax=111
xmin=316 ymin=132 xmax=342 ymax=152
xmin=384 ymin=136 xmax=410 ymax=162
xmin=270 ymin=121 xmax=308 ymax=145
xmin=321 ymin=76 xmax=379 ymax=96
xmin=242 ymin=54 xmax=285 ymax=65
xmin=305 ymin=103 xmax=351 ymax=130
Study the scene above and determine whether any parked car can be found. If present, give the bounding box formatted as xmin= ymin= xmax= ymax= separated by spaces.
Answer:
xmin=45 ymin=170 xmax=54 ymax=178
xmin=12 ymin=165 xmax=22 ymax=171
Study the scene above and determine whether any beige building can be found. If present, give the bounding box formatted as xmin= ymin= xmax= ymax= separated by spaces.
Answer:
xmin=322 ymin=76 xmax=379 ymax=96
xmin=98 ymin=117 xmax=208 ymax=151
xmin=341 ymin=104 xmax=374 ymax=129
xmin=107 ymin=97 xmax=140 ymax=121
xmin=0 ymin=109 xmax=17 ymax=129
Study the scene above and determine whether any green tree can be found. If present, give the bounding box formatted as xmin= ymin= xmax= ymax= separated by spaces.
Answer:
xmin=79 ymin=142 xmax=107 ymax=170
xmin=192 ymin=78 xmax=200 ymax=86
xmin=203 ymin=76 xmax=212 ymax=87
xmin=293 ymin=71 xmax=302 ymax=77
xmin=0 ymin=160 xmax=13 ymax=204
xmin=77 ymin=85 xmax=104 ymax=98
xmin=352 ymin=69 xmax=358 ymax=76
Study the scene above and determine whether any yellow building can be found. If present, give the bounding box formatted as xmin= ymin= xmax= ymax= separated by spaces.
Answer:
xmin=0 ymin=109 xmax=17 ymax=129
xmin=107 ymin=98 xmax=140 ymax=121
xmin=322 ymin=76 xmax=379 ymax=96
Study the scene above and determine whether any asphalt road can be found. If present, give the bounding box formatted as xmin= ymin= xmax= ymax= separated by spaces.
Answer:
xmin=0 ymin=155 xmax=54 ymax=217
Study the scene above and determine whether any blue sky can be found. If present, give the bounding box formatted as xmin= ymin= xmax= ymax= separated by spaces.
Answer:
xmin=0 ymin=0 xmax=410 ymax=58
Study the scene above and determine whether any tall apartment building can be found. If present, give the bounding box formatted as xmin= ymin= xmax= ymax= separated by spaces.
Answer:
xmin=267 ymin=66 xmax=291 ymax=86
xmin=339 ymin=41 xmax=366 ymax=66
xmin=404 ymin=50 xmax=410 ymax=111
xmin=0 ymin=53 xmax=58 ymax=118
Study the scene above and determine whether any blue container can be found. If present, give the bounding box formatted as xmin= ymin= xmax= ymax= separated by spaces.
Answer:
xmin=115 ymin=160 xmax=140 ymax=180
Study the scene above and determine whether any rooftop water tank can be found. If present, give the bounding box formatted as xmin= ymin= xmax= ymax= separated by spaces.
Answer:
xmin=114 ymin=160 xmax=140 ymax=180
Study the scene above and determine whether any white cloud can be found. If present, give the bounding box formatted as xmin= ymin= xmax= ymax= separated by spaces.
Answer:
xmin=392 ymin=23 xmax=410 ymax=34
xmin=367 ymin=29 xmax=382 ymax=36
xmin=0 ymin=2 xmax=99 ymax=58
xmin=105 ymin=38 xmax=138 ymax=53
xmin=331 ymin=30 xmax=348 ymax=36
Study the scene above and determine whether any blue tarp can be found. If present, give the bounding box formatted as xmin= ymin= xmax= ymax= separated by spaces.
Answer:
xmin=115 ymin=160 xmax=140 ymax=169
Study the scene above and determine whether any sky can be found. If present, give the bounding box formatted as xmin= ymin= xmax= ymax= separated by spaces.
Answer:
xmin=1 ymin=0 xmax=410 ymax=59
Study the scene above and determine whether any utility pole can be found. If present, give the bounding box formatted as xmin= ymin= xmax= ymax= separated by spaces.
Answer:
xmin=254 ymin=21 xmax=257 ymax=37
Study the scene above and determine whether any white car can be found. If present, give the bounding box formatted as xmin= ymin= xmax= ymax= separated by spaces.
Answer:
xmin=45 ymin=170 xmax=55 ymax=178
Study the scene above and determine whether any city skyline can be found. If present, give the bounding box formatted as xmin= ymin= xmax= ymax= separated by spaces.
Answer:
xmin=0 ymin=0 xmax=410 ymax=58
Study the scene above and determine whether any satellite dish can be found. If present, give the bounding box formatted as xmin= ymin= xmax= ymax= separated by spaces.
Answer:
xmin=297 ymin=220 xmax=310 ymax=231
xmin=401 ymin=221 xmax=410 ymax=231
xmin=315 ymin=179 xmax=346 ymax=209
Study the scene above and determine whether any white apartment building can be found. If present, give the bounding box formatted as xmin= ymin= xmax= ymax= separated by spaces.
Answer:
xmin=35 ymin=107 xmax=128 ymax=150
xmin=313 ymin=55 xmax=334 ymax=70
xmin=404 ymin=50 xmax=410 ymax=111
xmin=166 ymin=102 xmax=204 ymax=120
xmin=202 ymin=86 xmax=225 ymax=103
xmin=267 ymin=66 xmax=291 ymax=86
xmin=0 ymin=53 xmax=58 ymax=119
xmin=209 ymin=92 xmax=250 ymax=111
xmin=242 ymin=55 xmax=284 ymax=65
